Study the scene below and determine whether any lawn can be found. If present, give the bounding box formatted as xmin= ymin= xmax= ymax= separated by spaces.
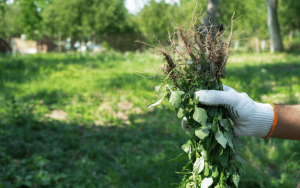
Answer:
xmin=0 ymin=51 xmax=299 ymax=188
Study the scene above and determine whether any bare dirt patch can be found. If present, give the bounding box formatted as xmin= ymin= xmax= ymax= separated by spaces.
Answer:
xmin=45 ymin=110 xmax=68 ymax=120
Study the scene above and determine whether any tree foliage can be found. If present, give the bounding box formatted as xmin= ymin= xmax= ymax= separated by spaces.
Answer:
xmin=0 ymin=0 xmax=8 ymax=38
xmin=42 ymin=0 xmax=134 ymax=38
xmin=1 ymin=0 xmax=134 ymax=41
xmin=136 ymin=0 xmax=181 ymax=45
xmin=278 ymin=0 xmax=300 ymax=35
xmin=1 ymin=0 xmax=300 ymax=51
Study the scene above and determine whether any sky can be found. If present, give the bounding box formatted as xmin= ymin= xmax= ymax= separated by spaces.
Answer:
xmin=125 ymin=0 xmax=180 ymax=14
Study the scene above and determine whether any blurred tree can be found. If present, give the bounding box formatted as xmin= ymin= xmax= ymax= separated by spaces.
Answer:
xmin=180 ymin=0 xmax=220 ymax=36
xmin=42 ymin=0 xmax=134 ymax=50
xmin=93 ymin=0 xmax=135 ymax=34
xmin=179 ymin=0 xmax=267 ymax=42
xmin=278 ymin=1 xmax=300 ymax=49
xmin=136 ymin=0 xmax=180 ymax=45
xmin=278 ymin=1 xmax=300 ymax=35
xmin=1 ymin=0 xmax=298 ymax=52
xmin=267 ymin=0 xmax=283 ymax=52
xmin=0 ymin=0 xmax=7 ymax=38
xmin=218 ymin=0 xmax=268 ymax=40
xmin=178 ymin=0 xmax=204 ymax=23
xmin=0 ymin=2 xmax=27 ymax=39
xmin=11 ymin=0 xmax=45 ymax=39
xmin=203 ymin=0 xmax=218 ymax=35
xmin=43 ymin=0 xmax=90 ymax=50
xmin=4 ymin=3 xmax=23 ymax=38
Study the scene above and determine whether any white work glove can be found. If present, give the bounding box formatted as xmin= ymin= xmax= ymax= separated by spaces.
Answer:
xmin=181 ymin=85 xmax=274 ymax=137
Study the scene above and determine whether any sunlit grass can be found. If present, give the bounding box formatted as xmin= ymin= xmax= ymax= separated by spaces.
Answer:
xmin=0 ymin=51 xmax=299 ymax=187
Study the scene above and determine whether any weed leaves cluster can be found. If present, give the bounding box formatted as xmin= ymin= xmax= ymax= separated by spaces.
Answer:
xmin=148 ymin=9 xmax=247 ymax=188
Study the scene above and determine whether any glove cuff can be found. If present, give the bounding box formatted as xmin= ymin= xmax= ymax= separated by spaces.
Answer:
xmin=249 ymin=102 xmax=274 ymax=137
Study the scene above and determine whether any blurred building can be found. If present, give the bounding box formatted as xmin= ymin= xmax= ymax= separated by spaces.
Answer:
xmin=12 ymin=37 xmax=38 ymax=54
xmin=11 ymin=36 xmax=57 ymax=54
xmin=37 ymin=36 xmax=57 ymax=53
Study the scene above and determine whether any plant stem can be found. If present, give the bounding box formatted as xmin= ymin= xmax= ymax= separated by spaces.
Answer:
xmin=220 ymin=167 xmax=224 ymax=188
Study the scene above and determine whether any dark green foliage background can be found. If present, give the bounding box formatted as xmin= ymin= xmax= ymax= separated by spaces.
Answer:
xmin=0 ymin=52 xmax=299 ymax=187
xmin=1 ymin=0 xmax=300 ymax=51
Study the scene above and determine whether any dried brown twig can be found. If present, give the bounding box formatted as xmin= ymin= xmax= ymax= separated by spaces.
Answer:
xmin=135 ymin=5 xmax=235 ymax=87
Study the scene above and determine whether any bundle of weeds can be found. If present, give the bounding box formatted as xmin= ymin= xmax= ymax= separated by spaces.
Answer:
xmin=146 ymin=7 xmax=247 ymax=188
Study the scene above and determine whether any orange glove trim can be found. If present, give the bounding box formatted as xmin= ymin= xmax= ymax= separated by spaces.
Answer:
xmin=263 ymin=103 xmax=278 ymax=139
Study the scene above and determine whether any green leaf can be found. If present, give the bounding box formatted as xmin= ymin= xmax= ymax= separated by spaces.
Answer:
xmin=236 ymin=161 xmax=245 ymax=175
xmin=216 ymin=113 xmax=222 ymax=121
xmin=169 ymin=91 xmax=184 ymax=108
xmin=175 ymin=107 xmax=184 ymax=118
xmin=204 ymin=162 xmax=209 ymax=176
xmin=216 ymin=146 xmax=223 ymax=156
xmin=195 ymin=126 xmax=210 ymax=140
xmin=224 ymin=170 xmax=230 ymax=180
xmin=207 ymin=106 xmax=218 ymax=117
xmin=148 ymin=94 xmax=166 ymax=108
xmin=193 ymin=107 xmax=208 ymax=126
xmin=224 ymin=130 xmax=234 ymax=149
xmin=235 ymin=155 xmax=247 ymax=165
xmin=219 ymin=119 xmax=229 ymax=131
xmin=206 ymin=122 xmax=212 ymax=129
xmin=211 ymin=166 xmax=219 ymax=179
xmin=233 ymin=137 xmax=246 ymax=148
xmin=169 ymin=153 xmax=188 ymax=162
xmin=193 ymin=157 xmax=205 ymax=174
xmin=228 ymin=118 xmax=234 ymax=126
xmin=183 ymin=161 xmax=193 ymax=171
xmin=232 ymin=172 xmax=240 ymax=187
xmin=219 ymin=154 xmax=229 ymax=167
xmin=189 ymin=87 xmax=195 ymax=98
xmin=235 ymin=148 xmax=243 ymax=156
xmin=196 ymin=173 xmax=203 ymax=183
xmin=211 ymin=121 xmax=218 ymax=134
xmin=215 ymin=131 xmax=227 ymax=149
xmin=214 ymin=184 xmax=221 ymax=188
xmin=155 ymin=86 xmax=161 ymax=94
xmin=155 ymin=83 xmax=167 ymax=95
xmin=175 ymin=171 xmax=191 ymax=175
xmin=201 ymin=177 xmax=213 ymax=188
xmin=209 ymin=141 xmax=218 ymax=152
xmin=189 ymin=150 xmax=196 ymax=162
xmin=181 ymin=141 xmax=191 ymax=153
xmin=201 ymin=150 xmax=208 ymax=161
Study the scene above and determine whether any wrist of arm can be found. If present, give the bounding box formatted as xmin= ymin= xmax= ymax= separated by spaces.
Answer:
xmin=270 ymin=104 xmax=300 ymax=140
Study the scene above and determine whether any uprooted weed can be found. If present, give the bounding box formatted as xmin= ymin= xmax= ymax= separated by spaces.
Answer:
xmin=143 ymin=5 xmax=246 ymax=188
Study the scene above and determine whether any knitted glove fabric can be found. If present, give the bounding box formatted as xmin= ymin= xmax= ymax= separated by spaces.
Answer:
xmin=182 ymin=85 xmax=274 ymax=137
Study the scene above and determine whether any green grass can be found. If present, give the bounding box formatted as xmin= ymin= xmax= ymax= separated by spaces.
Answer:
xmin=0 ymin=51 xmax=299 ymax=188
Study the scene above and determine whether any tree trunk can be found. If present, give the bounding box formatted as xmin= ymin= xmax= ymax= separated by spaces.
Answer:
xmin=92 ymin=31 xmax=96 ymax=44
xmin=58 ymin=31 xmax=62 ymax=52
xmin=267 ymin=0 xmax=283 ymax=52
xmin=70 ymin=37 xmax=76 ymax=51
xmin=255 ymin=27 xmax=260 ymax=53
xmin=288 ymin=30 xmax=293 ymax=49
xmin=203 ymin=0 xmax=219 ymax=35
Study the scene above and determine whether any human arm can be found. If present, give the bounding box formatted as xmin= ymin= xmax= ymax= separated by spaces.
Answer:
xmin=271 ymin=104 xmax=300 ymax=140
xmin=181 ymin=85 xmax=300 ymax=140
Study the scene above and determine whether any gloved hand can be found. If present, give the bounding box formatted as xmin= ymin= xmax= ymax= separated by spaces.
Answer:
xmin=181 ymin=85 xmax=275 ymax=137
